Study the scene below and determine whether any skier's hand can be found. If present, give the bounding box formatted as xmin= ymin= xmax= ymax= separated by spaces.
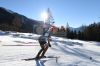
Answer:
xmin=48 ymin=43 xmax=51 ymax=47
xmin=49 ymin=44 xmax=51 ymax=47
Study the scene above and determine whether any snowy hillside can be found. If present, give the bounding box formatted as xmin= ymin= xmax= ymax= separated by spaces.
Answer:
xmin=0 ymin=31 xmax=100 ymax=66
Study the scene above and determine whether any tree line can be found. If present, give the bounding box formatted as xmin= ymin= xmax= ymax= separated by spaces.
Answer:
xmin=56 ymin=22 xmax=100 ymax=42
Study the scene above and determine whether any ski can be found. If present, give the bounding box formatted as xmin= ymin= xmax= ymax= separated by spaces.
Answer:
xmin=22 ymin=56 xmax=60 ymax=61
xmin=22 ymin=57 xmax=46 ymax=60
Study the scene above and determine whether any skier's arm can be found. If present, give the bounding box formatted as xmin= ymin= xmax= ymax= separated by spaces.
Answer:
xmin=48 ymin=38 xmax=51 ymax=47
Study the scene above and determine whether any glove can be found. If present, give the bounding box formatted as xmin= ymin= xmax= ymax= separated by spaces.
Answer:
xmin=49 ymin=44 xmax=51 ymax=47
xmin=48 ymin=43 xmax=51 ymax=47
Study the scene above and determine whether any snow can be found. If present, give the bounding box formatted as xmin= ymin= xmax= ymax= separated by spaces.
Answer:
xmin=0 ymin=31 xmax=100 ymax=66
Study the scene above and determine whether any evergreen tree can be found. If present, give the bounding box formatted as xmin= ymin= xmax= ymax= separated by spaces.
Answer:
xmin=73 ymin=30 xmax=77 ymax=39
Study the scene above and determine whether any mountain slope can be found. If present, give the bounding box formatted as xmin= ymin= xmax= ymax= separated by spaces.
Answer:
xmin=0 ymin=7 xmax=42 ymax=33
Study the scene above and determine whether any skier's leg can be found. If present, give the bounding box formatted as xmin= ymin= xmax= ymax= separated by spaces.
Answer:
xmin=36 ymin=45 xmax=44 ymax=58
xmin=40 ymin=45 xmax=48 ymax=58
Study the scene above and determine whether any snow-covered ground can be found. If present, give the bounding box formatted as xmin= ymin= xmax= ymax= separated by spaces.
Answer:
xmin=0 ymin=31 xmax=100 ymax=66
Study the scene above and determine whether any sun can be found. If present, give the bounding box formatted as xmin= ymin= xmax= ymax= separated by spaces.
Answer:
xmin=41 ymin=11 xmax=48 ymax=22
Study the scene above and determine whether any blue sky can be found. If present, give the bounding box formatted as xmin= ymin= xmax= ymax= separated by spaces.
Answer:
xmin=0 ymin=0 xmax=100 ymax=28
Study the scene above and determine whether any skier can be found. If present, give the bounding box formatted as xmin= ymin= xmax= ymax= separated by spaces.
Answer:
xmin=36 ymin=30 xmax=52 ymax=59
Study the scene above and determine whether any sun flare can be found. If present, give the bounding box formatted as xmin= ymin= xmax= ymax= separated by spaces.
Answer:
xmin=41 ymin=11 xmax=48 ymax=22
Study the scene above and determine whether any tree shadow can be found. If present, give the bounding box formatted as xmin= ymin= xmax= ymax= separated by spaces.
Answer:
xmin=10 ymin=33 xmax=39 ymax=40
xmin=75 ymin=48 xmax=100 ymax=57
xmin=0 ymin=31 xmax=10 ymax=36
xmin=54 ymin=43 xmax=100 ymax=63
xmin=13 ymin=40 xmax=35 ymax=44
xmin=35 ymin=59 xmax=47 ymax=66
xmin=52 ymin=40 xmax=83 ymax=46
xmin=95 ymin=42 xmax=100 ymax=46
